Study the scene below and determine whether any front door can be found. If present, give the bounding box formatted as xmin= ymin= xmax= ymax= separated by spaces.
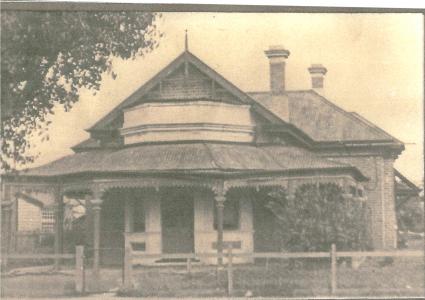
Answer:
xmin=161 ymin=190 xmax=194 ymax=253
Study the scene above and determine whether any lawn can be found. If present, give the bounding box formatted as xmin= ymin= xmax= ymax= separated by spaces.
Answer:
xmin=1 ymin=256 xmax=424 ymax=298
xmin=121 ymin=256 xmax=425 ymax=298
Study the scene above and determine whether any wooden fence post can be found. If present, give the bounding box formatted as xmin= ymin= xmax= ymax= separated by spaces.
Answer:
xmin=186 ymin=256 xmax=192 ymax=275
xmin=330 ymin=244 xmax=337 ymax=295
xmin=123 ymin=247 xmax=133 ymax=290
xmin=227 ymin=246 xmax=234 ymax=296
xmin=75 ymin=246 xmax=85 ymax=294
xmin=2 ymin=254 xmax=8 ymax=272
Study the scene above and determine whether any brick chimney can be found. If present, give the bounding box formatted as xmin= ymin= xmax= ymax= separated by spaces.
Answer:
xmin=308 ymin=64 xmax=327 ymax=94
xmin=264 ymin=45 xmax=290 ymax=95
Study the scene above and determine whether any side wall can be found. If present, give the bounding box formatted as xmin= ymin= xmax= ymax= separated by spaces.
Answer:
xmin=17 ymin=199 xmax=42 ymax=232
xmin=324 ymin=154 xmax=397 ymax=249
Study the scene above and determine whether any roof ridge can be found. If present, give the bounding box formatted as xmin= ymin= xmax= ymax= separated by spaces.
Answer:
xmin=260 ymin=146 xmax=292 ymax=170
xmin=349 ymin=111 xmax=404 ymax=144
xmin=87 ymin=51 xmax=188 ymax=131
xmin=246 ymin=89 xmax=313 ymax=95
xmin=306 ymin=90 xmax=401 ymax=143
xmin=202 ymin=143 xmax=223 ymax=169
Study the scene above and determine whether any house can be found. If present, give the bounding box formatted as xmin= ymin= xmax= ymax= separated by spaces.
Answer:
xmin=394 ymin=169 xmax=423 ymax=247
xmin=0 ymin=192 xmax=56 ymax=253
xmin=1 ymin=191 xmax=87 ymax=252
xmin=1 ymin=41 xmax=418 ymax=267
xmin=15 ymin=192 xmax=56 ymax=234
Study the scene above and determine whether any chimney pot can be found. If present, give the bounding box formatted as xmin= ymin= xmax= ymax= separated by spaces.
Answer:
xmin=265 ymin=45 xmax=290 ymax=94
xmin=308 ymin=64 xmax=327 ymax=91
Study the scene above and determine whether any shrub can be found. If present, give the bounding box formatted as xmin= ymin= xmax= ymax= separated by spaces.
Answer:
xmin=263 ymin=183 xmax=370 ymax=252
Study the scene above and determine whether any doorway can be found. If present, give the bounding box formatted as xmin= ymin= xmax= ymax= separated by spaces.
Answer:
xmin=161 ymin=189 xmax=194 ymax=254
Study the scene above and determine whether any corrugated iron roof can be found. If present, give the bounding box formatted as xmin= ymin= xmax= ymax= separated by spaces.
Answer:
xmin=17 ymin=143 xmax=365 ymax=180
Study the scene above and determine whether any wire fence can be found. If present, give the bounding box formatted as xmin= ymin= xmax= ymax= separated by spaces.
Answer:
xmin=123 ymin=245 xmax=423 ymax=297
xmin=1 ymin=245 xmax=424 ymax=298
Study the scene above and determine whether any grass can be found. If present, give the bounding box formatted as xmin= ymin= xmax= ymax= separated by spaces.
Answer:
xmin=1 ymin=256 xmax=424 ymax=298
xmin=0 ymin=266 xmax=122 ymax=298
xmin=119 ymin=256 xmax=424 ymax=298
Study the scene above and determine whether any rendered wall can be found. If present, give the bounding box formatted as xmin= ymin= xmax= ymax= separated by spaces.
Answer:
xmin=121 ymin=101 xmax=255 ymax=144
xmin=126 ymin=189 xmax=254 ymax=265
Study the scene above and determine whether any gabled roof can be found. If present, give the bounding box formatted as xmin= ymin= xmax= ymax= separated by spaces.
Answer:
xmin=88 ymin=50 xmax=286 ymax=132
xmin=249 ymin=90 xmax=404 ymax=144
xmin=87 ymin=48 xmax=403 ymax=150
xmin=395 ymin=169 xmax=421 ymax=196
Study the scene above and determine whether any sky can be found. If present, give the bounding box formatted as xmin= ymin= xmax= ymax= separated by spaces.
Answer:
xmin=29 ymin=13 xmax=423 ymax=185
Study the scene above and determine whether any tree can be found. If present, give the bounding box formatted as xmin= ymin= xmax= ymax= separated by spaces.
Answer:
xmin=1 ymin=11 xmax=162 ymax=170
xmin=397 ymin=196 xmax=424 ymax=233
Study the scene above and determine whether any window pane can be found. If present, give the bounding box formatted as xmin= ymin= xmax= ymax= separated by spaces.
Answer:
xmin=41 ymin=208 xmax=55 ymax=233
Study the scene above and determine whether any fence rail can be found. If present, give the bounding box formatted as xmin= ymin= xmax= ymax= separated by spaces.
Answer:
xmin=125 ymin=246 xmax=424 ymax=296
xmin=130 ymin=250 xmax=423 ymax=259
xmin=2 ymin=246 xmax=423 ymax=297
xmin=2 ymin=253 xmax=75 ymax=259
xmin=3 ymin=250 xmax=421 ymax=261
xmin=1 ymin=247 xmax=84 ymax=294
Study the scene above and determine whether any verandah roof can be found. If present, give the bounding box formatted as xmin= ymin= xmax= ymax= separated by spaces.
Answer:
xmin=15 ymin=143 xmax=367 ymax=181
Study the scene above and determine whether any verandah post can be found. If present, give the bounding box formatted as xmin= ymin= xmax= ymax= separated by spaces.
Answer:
xmin=75 ymin=245 xmax=85 ymax=294
xmin=213 ymin=183 xmax=227 ymax=267
xmin=227 ymin=246 xmax=234 ymax=296
xmin=123 ymin=246 xmax=133 ymax=290
xmin=91 ymin=198 xmax=103 ymax=280
xmin=216 ymin=198 xmax=225 ymax=266
xmin=53 ymin=186 xmax=64 ymax=270
xmin=330 ymin=243 xmax=337 ymax=295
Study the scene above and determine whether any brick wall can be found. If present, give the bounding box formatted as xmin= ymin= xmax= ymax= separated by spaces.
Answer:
xmin=324 ymin=154 xmax=397 ymax=249
xmin=383 ymin=157 xmax=397 ymax=249
xmin=270 ymin=62 xmax=286 ymax=94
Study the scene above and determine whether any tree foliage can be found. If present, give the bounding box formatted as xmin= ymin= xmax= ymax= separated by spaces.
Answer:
xmin=263 ymin=183 xmax=371 ymax=252
xmin=396 ymin=195 xmax=424 ymax=233
xmin=1 ymin=11 xmax=161 ymax=170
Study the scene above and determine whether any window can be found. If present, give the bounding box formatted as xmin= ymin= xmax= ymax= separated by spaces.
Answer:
xmin=41 ymin=208 xmax=55 ymax=233
xmin=214 ymin=199 xmax=240 ymax=231
xmin=133 ymin=200 xmax=145 ymax=232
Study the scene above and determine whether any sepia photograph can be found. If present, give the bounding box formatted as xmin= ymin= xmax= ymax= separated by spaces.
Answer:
xmin=1 ymin=3 xmax=424 ymax=299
